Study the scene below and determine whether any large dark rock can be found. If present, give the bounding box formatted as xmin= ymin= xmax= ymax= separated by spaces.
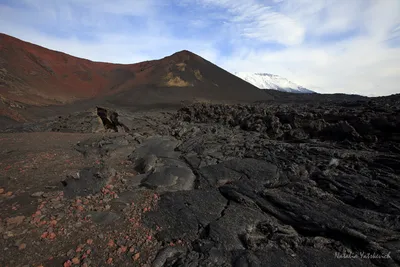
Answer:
xmin=197 ymin=158 xmax=281 ymax=189
xmin=128 ymin=136 xmax=196 ymax=192
xmin=61 ymin=167 xmax=116 ymax=198
xmin=128 ymin=136 xmax=180 ymax=160
xmin=96 ymin=106 xmax=129 ymax=132
xmin=142 ymin=165 xmax=195 ymax=191
xmin=320 ymin=121 xmax=362 ymax=141
xmin=144 ymin=189 xmax=227 ymax=242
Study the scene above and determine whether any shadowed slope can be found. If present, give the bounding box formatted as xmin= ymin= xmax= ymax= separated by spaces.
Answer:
xmin=107 ymin=50 xmax=275 ymax=108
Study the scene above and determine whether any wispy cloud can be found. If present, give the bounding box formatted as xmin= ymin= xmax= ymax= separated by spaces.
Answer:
xmin=196 ymin=0 xmax=306 ymax=45
xmin=0 ymin=0 xmax=399 ymax=96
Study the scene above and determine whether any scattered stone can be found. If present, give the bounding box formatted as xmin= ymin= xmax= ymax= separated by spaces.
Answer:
xmin=66 ymin=249 xmax=75 ymax=258
xmin=53 ymin=203 xmax=64 ymax=209
xmin=71 ymin=257 xmax=80 ymax=264
xmin=107 ymin=239 xmax=115 ymax=247
xmin=133 ymin=252 xmax=140 ymax=261
xmin=6 ymin=216 xmax=25 ymax=226
xmin=40 ymin=232 xmax=48 ymax=239
xmin=31 ymin=191 xmax=44 ymax=197
xmin=118 ymin=245 xmax=127 ymax=254
xmin=45 ymin=185 xmax=57 ymax=189
xmin=329 ymin=158 xmax=339 ymax=167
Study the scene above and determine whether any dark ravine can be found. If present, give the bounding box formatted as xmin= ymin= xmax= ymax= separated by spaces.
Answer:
xmin=0 ymin=95 xmax=399 ymax=267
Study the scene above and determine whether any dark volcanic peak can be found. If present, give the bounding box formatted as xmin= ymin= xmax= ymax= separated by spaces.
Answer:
xmin=0 ymin=33 xmax=273 ymax=122
xmin=170 ymin=50 xmax=195 ymax=56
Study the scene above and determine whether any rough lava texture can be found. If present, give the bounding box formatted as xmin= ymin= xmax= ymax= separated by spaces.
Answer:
xmin=0 ymin=94 xmax=399 ymax=266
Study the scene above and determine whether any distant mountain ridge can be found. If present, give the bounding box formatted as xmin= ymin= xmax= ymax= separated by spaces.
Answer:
xmin=234 ymin=72 xmax=315 ymax=94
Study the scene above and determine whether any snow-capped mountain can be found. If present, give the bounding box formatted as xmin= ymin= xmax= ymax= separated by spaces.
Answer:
xmin=234 ymin=72 xmax=315 ymax=94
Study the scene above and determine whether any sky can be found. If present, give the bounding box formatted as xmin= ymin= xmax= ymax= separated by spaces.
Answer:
xmin=0 ymin=0 xmax=399 ymax=96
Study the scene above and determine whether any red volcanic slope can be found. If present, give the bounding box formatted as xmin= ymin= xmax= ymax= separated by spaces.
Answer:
xmin=0 ymin=33 xmax=161 ymax=106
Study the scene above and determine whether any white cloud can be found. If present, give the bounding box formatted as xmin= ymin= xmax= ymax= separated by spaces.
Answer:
xmin=219 ymin=0 xmax=400 ymax=96
xmin=278 ymin=0 xmax=366 ymax=36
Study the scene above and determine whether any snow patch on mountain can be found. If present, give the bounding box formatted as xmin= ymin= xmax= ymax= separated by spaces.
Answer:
xmin=235 ymin=72 xmax=315 ymax=94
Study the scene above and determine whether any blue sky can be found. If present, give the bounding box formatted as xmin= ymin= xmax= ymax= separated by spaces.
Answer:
xmin=0 ymin=0 xmax=399 ymax=96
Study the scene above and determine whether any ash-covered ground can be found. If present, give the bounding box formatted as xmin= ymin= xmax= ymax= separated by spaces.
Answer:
xmin=0 ymin=95 xmax=399 ymax=267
